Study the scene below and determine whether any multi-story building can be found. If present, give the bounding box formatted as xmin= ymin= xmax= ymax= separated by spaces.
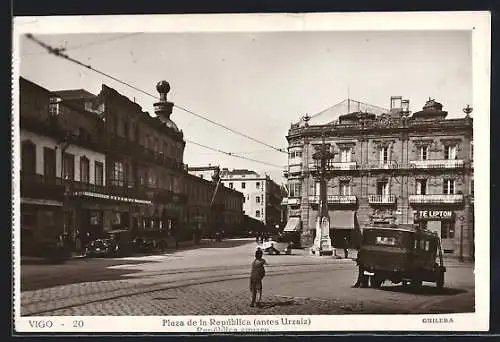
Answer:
xmin=284 ymin=96 xmax=474 ymax=259
xmin=219 ymin=169 xmax=283 ymax=230
xmin=20 ymin=77 xmax=152 ymax=254
xmin=184 ymin=168 xmax=244 ymax=237
xmin=19 ymin=77 xmax=245 ymax=253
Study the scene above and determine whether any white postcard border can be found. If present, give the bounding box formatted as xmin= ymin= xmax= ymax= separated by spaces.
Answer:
xmin=12 ymin=11 xmax=491 ymax=333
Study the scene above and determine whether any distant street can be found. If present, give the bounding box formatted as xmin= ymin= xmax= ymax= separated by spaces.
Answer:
xmin=21 ymin=238 xmax=474 ymax=316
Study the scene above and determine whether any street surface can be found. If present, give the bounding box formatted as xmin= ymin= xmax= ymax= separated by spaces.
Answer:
xmin=20 ymin=238 xmax=474 ymax=316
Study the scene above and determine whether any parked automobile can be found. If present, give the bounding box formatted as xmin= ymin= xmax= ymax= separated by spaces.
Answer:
xmin=131 ymin=235 xmax=170 ymax=253
xmin=357 ymin=224 xmax=446 ymax=289
xmin=259 ymin=235 xmax=293 ymax=255
xmin=84 ymin=229 xmax=132 ymax=258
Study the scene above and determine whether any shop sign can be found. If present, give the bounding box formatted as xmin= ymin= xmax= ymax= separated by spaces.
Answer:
xmin=415 ymin=210 xmax=454 ymax=220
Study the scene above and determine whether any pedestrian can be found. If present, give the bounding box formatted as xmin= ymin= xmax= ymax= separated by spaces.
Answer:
xmin=343 ymin=236 xmax=349 ymax=259
xmin=249 ymin=248 xmax=266 ymax=307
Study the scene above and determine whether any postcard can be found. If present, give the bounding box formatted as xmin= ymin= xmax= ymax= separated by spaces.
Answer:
xmin=12 ymin=11 xmax=490 ymax=333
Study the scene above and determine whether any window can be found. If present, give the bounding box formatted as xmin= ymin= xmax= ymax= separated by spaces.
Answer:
xmin=43 ymin=147 xmax=56 ymax=179
xmin=95 ymin=162 xmax=104 ymax=186
xmin=379 ymin=146 xmax=389 ymax=164
xmin=339 ymin=180 xmax=350 ymax=196
xmin=441 ymin=222 xmax=455 ymax=239
xmin=256 ymin=182 xmax=260 ymax=189
xmin=443 ymin=179 xmax=455 ymax=195
xmin=289 ymin=183 xmax=301 ymax=197
xmin=63 ymin=153 xmax=75 ymax=180
xmin=419 ymin=146 xmax=428 ymax=160
xmin=315 ymin=182 xmax=320 ymax=196
xmin=444 ymin=145 xmax=457 ymax=160
xmin=148 ymin=169 xmax=157 ymax=188
xmin=21 ymin=140 xmax=36 ymax=174
xmin=256 ymin=210 xmax=261 ymax=218
xmin=471 ymin=179 xmax=474 ymax=196
xmin=376 ymin=180 xmax=389 ymax=196
xmin=241 ymin=182 xmax=246 ymax=189
xmin=256 ymin=196 xmax=261 ymax=204
xmin=340 ymin=148 xmax=351 ymax=163
xmin=80 ymin=157 xmax=90 ymax=183
xmin=289 ymin=151 xmax=302 ymax=159
xmin=229 ymin=182 xmax=233 ymax=189
xmin=90 ymin=211 xmax=102 ymax=225
xmin=112 ymin=161 xmax=124 ymax=186
xmin=416 ymin=179 xmax=427 ymax=195
xmin=49 ymin=97 xmax=61 ymax=116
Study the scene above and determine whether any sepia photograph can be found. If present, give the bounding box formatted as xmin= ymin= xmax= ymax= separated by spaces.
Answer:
xmin=12 ymin=12 xmax=490 ymax=333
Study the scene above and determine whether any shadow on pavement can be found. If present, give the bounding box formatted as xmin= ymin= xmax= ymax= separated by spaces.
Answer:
xmin=257 ymin=300 xmax=296 ymax=309
xmin=21 ymin=259 xmax=155 ymax=292
xmin=379 ymin=284 xmax=468 ymax=296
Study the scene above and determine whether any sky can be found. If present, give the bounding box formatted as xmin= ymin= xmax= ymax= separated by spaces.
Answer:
xmin=19 ymin=30 xmax=472 ymax=185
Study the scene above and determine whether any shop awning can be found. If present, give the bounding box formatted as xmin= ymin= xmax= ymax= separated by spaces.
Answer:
xmin=331 ymin=210 xmax=355 ymax=230
xmin=283 ymin=217 xmax=301 ymax=232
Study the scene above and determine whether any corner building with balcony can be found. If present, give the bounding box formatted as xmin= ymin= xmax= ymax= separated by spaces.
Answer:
xmin=284 ymin=97 xmax=474 ymax=259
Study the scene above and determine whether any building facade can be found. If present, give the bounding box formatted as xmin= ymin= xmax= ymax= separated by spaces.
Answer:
xmin=20 ymin=77 xmax=152 ymax=254
xmin=219 ymin=169 xmax=283 ymax=230
xmin=284 ymin=96 xmax=474 ymax=259
xmin=19 ymin=77 xmax=245 ymax=253
xmin=184 ymin=169 xmax=244 ymax=238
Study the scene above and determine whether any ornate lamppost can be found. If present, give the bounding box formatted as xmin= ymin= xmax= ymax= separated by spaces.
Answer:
xmin=311 ymin=133 xmax=337 ymax=256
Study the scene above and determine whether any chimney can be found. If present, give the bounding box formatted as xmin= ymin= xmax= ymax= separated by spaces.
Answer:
xmin=402 ymin=99 xmax=410 ymax=114
xmin=390 ymin=96 xmax=402 ymax=111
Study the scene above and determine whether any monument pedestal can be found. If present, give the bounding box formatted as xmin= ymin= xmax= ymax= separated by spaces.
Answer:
xmin=310 ymin=216 xmax=335 ymax=256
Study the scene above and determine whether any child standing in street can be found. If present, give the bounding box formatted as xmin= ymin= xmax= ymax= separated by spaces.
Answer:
xmin=249 ymin=248 xmax=266 ymax=307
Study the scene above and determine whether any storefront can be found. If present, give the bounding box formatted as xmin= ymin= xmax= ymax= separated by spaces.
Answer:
xmin=20 ymin=199 xmax=64 ymax=256
xmin=414 ymin=210 xmax=456 ymax=253
xmin=330 ymin=210 xmax=358 ymax=247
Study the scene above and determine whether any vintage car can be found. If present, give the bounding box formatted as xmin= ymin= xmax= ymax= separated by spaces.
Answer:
xmin=259 ymin=235 xmax=293 ymax=255
xmin=85 ymin=229 xmax=132 ymax=257
xmin=357 ymin=224 xmax=446 ymax=289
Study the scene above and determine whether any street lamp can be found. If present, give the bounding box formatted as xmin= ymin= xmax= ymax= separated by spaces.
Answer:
xmin=311 ymin=133 xmax=337 ymax=256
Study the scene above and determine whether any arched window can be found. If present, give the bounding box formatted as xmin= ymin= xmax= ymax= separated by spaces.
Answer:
xmin=21 ymin=140 xmax=36 ymax=174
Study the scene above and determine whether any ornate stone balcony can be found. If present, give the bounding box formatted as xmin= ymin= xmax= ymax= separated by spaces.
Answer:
xmin=308 ymin=195 xmax=357 ymax=205
xmin=408 ymin=194 xmax=464 ymax=204
xmin=368 ymin=194 xmax=397 ymax=205
xmin=409 ymin=159 xmax=464 ymax=169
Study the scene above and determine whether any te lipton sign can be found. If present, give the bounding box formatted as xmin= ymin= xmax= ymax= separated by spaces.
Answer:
xmin=415 ymin=210 xmax=454 ymax=220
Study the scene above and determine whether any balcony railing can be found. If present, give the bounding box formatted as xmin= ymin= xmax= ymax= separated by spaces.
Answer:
xmin=287 ymin=197 xmax=301 ymax=206
xmin=408 ymin=194 xmax=464 ymax=204
xmin=308 ymin=195 xmax=357 ymax=205
xmin=308 ymin=162 xmax=357 ymax=171
xmin=330 ymin=162 xmax=357 ymax=170
xmin=369 ymin=160 xmax=399 ymax=170
xmin=409 ymin=159 xmax=464 ymax=169
xmin=368 ymin=194 xmax=397 ymax=204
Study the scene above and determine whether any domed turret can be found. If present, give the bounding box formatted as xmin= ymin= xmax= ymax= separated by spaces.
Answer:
xmin=154 ymin=80 xmax=179 ymax=132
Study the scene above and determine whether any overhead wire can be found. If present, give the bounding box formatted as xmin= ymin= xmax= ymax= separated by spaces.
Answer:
xmin=186 ymin=139 xmax=283 ymax=169
xmin=25 ymin=34 xmax=287 ymax=155
xmin=23 ymin=33 xmax=144 ymax=56
xmin=24 ymin=34 xmax=287 ymax=169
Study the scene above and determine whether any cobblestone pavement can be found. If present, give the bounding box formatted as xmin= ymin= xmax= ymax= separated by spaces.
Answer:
xmin=19 ymin=238 xmax=475 ymax=316
xmin=39 ymin=265 xmax=474 ymax=316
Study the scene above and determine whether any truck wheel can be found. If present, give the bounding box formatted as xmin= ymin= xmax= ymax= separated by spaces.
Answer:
xmin=411 ymin=278 xmax=422 ymax=288
xmin=370 ymin=275 xmax=383 ymax=289
xmin=437 ymin=271 xmax=445 ymax=289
